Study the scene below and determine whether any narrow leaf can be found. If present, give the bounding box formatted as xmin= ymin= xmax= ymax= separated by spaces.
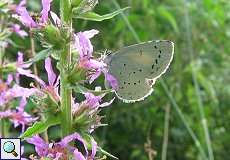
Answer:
xmin=98 ymin=147 xmax=119 ymax=159
xmin=20 ymin=116 xmax=60 ymax=139
xmin=25 ymin=48 xmax=51 ymax=64
xmin=74 ymin=7 xmax=130 ymax=21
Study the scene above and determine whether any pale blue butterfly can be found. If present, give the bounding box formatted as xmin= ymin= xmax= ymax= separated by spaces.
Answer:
xmin=105 ymin=40 xmax=174 ymax=103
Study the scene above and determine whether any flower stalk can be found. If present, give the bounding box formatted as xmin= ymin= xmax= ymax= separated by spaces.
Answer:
xmin=60 ymin=0 xmax=73 ymax=137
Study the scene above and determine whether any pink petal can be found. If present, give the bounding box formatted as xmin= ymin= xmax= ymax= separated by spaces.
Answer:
xmin=26 ymin=135 xmax=49 ymax=157
xmin=45 ymin=57 xmax=56 ymax=86
xmin=99 ymin=97 xmax=115 ymax=108
xmin=6 ymin=74 xmax=13 ymax=85
xmin=90 ymin=139 xmax=97 ymax=158
xmin=17 ymin=51 xmax=24 ymax=64
xmin=83 ymin=29 xmax=99 ymax=39
xmin=104 ymin=72 xmax=118 ymax=90
xmin=40 ymin=0 xmax=53 ymax=23
xmin=18 ymin=97 xmax=27 ymax=111
xmin=74 ymin=150 xmax=86 ymax=160
xmin=11 ymin=24 xmax=28 ymax=38
xmin=17 ymin=30 xmax=28 ymax=38
xmin=50 ymin=11 xmax=61 ymax=26
xmin=17 ymin=68 xmax=46 ymax=87
xmin=59 ymin=133 xmax=88 ymax=156
xmin=16 ymin=6 xmax=37 ymax=28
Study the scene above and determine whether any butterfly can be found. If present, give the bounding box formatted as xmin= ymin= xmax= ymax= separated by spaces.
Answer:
xmin=105 ymin=40 xmax=174 ymax=103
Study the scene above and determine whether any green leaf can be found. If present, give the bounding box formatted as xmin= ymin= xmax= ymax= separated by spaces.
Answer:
xmin=74 ymin=7 xmax=130 ymax=21
xmin=98 ymin=147 xmax=119 ymax=159
xmin=25 ymin=48 xmax=51 ymax=64
xmin=158 ymin=6 xmax=179 ymax=34
xmin=20 ymin=116 xmax=60 ymax=139
xmin=60 ymin=0 xmax=72 ymax=22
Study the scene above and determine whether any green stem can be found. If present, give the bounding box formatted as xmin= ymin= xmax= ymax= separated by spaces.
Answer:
xmin=183 ymin=1 xmax=214 ymax=160
xmin=0 ymin=120 xmax=5 ymax=137
xmin=60 ymin=0 xmax=73 ymax=137
xmin=29 ymin=30 xmax=38 ymax=78
xmin=161 ymin=105 xmax=170 ymax=160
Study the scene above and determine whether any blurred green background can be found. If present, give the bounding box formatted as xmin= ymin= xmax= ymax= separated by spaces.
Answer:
xmin=6 ymin=0 xmax=230 ymax=159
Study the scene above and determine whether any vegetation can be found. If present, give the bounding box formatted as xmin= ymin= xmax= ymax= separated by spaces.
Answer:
xmin=1 ymin=0 xmax=229 ymax=159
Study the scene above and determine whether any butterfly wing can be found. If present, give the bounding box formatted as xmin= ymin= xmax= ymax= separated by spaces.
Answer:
xmin=106 ymin=40 xmax=174 ymax=103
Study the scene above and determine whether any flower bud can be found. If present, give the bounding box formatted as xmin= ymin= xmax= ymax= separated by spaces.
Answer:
xmin=42 ymin=24 xmax=65 ymax=50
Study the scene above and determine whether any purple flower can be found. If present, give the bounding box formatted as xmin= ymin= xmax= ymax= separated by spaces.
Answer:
xmin=84 ymin=92 xmax=115 ymax=109
xmin=26 ymin=133 xmax=97 ymax=159
xmin=15 ymin=0 xmax=53 ymax=28
xmin=0 ymin=74 xmax=38 ymax=106
xmin=26 ymin=135 xmax=49 ymax=157
xmin=18 ymin=57 xmax=60 ymax=102
xmin=73 ymin=92 xmax=115 ymax=116
xmin=104 ymin=71 xmax=118 ymax=90
xmin=74 ymin=30 xmax=118 ymax=89
xmin=16 ymin=51 xmax=32 ymax=83
xmin=74 ymin=30 xmax=99 ymax=59
xmin=41 ymin=0 xmax=52 ymax=23
xmin=0 ymin=98 xmax=38 ymax=132
xmin=11 ymin=24 xmax=28 ymax=38
xmin=73 ymin=138 xmax=97 ymax=160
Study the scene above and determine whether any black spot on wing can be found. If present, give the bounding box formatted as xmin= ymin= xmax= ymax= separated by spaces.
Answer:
xmin=152 ymin=64 xmax=154 ymax=69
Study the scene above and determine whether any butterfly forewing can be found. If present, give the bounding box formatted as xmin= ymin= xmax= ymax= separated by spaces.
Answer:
xmin=107 ymin=40 xmax=174 ymax=103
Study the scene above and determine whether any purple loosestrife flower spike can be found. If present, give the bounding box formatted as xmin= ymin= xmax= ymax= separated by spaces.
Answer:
xmin=26 ymin=133 xmax=97 ymax=159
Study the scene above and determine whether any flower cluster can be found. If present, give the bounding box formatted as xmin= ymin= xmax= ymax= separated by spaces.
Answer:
xmin=0 ymin=0 xmax=119 ymax=159
xmin=27 ymin=133 xmax=97 ymax=160
xmin=74 ymin=29 xmax=118 ymax=90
